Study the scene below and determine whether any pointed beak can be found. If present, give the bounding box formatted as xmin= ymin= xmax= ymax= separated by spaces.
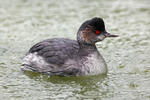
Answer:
xmin=104 ymin=32 xmax=118 ymax=37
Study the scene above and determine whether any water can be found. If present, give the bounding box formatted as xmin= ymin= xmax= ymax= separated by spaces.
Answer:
xmin=0 ymin=0 xmax=150 ymax=99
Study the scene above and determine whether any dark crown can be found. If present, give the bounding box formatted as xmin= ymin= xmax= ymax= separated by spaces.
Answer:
xmin=78 ymin=17 xmax=105 ymax=32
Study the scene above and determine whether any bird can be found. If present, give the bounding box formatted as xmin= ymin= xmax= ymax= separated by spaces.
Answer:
xmin=21 ymin=17 xmax=118 ymax=76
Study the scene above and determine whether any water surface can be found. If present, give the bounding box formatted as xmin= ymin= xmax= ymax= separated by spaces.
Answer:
xmin=0 ymin=0 xmax=150 ymax=99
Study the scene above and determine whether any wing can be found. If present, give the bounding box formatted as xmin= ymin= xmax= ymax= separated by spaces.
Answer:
xmin=29 ymin=38 xmax=79 ymax=66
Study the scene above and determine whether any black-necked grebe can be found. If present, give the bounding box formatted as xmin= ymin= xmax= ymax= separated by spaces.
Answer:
xmin=22 ymin=17 xmax=118 ymax=76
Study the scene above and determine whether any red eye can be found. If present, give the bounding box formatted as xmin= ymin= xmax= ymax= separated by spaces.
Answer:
xmin=96 ymin=30 xmax=101 ymax=35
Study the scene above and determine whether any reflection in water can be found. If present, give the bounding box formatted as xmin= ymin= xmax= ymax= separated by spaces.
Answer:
xmin=24 ymin=70 xmax=107 ymax=85
xmin=24 ymin=71 xmax=108 ymax=99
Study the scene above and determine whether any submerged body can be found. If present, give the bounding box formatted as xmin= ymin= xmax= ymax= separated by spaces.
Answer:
xmin=22 ymin=17 xmax=118 ymax=76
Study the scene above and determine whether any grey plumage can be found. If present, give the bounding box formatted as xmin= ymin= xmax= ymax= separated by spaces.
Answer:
xmin=29 ymin=38 xmax=79 ymax=65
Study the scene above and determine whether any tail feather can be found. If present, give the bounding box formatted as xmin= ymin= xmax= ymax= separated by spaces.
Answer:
xmin=21 ymin=64 xmax=36 ymax=72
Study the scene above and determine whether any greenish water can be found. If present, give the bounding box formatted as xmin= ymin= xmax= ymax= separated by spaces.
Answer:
xmin=0 ymin=0 xmax=150 ymax=99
